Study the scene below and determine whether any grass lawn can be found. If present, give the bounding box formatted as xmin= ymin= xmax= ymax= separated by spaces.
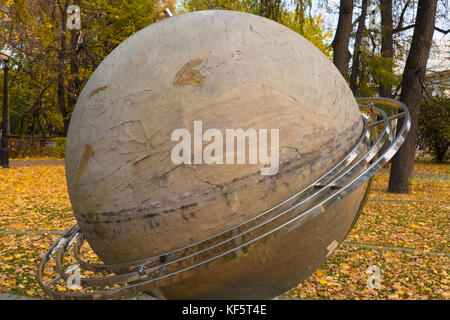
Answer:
xmin=0 ymin=160 xmax=448 ymax=299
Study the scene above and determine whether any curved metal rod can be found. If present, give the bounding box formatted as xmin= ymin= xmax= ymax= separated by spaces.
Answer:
xmin=36 ymin=97 xmax=410 ymax=299
xmin=36 ymin=224 xmax=80 ymax=288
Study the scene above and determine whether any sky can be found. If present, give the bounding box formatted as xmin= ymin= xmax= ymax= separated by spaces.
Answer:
xmin=309 ymin=0 xmax=449 ymax=43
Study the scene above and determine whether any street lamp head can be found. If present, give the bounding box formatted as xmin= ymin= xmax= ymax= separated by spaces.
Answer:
xmin=0 ymin=46 xmax=12 ymax=63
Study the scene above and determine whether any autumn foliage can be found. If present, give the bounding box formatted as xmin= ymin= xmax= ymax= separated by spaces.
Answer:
xmin=0 ymin=161 xmax=448 ymax=299
xmin=418 ymin=97 xmax=450 ymax=163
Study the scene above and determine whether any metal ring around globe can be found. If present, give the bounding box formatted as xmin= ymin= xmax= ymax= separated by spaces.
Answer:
xmin=37 ymin=99 xmax=407 ymax=297
xmin=37 ymin=97 xmax=410 ymax=300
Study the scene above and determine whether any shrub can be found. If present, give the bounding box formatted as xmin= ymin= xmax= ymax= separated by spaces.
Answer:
xmin=418 ymin=97 xmax=450 ymax=163
xmin=54 ymin=137 xmax=66 ymax=158
xmin=8 ymin=137 xmax=54 ymax=158
xmin=8 ymin=137 xmax=66 ymax=159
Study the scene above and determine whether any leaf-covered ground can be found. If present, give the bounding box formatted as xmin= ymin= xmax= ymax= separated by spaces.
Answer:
xmin=293 ymin=169 xmax=449 ymax=300
xmin=412 ymin=160 xmax=450 ymax=176
xmin=11 ymin=156 xmax=65 ymax=162
xmin=0 ymin=166 xmax=73 ymax=232
xmin=0 ymin=161 xmax=448 ymax=299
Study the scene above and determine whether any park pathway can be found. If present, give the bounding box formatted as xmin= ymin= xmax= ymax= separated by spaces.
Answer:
xmin=10 ymin=160 xmax=64 ymax=166
xmin=0 ymin=293 xmax=158 ymax=300
xmin=0 ymin=293 xmax=40 ymax=300
xmin=0 ymin=292 xmax=300 ymax=300
xmin=9 ymin=160 xmax=449 ymax=180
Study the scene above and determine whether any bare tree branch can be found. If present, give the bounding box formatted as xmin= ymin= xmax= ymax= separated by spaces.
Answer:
xmin=395 ymin=0 xmax=411 ymax=31
xmin=394 ymin=24 xmax=449 ymax=34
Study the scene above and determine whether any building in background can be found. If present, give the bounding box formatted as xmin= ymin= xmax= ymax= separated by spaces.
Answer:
xmin=426 ymin=40 xmax=450 ymax=98
xmin=427 ymin=39 xmax=450 ymax=73
xmin=395 ymin=39 xmax=449 ymax=97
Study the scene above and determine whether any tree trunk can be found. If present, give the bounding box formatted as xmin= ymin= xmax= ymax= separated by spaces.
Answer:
xmin=68 ymin=0 xmax=82 ymax=124
xmin=377 ymin=0 xmax=394 ymax=162
xmin=379 ymin=0 xmax=393 ymax=98
xmin=294 ymin=0 xmax=307 ymax=33
xmin=435 ymin=142 xmax=449 ymax=163
xmin=350 ymin=0 xmax=369 ymax=95
xmin=258 ymin=0 xmax=282 ymax=21
xmin=57 ymin=0 xmax=69 ymax=136
xmin=332 ymin=0 xmax=354 ymax=80
xmin=388 ymin=0 xmax=437 ymax=193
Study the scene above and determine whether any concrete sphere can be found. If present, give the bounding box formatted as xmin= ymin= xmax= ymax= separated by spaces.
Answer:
xmin=66 ymin=10 xmax=364 ymax=298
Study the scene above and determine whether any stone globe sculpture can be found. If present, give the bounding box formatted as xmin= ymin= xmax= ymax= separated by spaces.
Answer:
xmin=37 ymin=10 xmax=410 ymax=300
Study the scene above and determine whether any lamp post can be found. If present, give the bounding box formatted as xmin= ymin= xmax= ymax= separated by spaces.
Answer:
xmin=0 ymin=46 xmax=11 ymax=168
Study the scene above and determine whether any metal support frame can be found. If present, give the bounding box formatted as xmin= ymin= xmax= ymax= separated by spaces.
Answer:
xmin=37 ymin=97 xmax=410 ymax=300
